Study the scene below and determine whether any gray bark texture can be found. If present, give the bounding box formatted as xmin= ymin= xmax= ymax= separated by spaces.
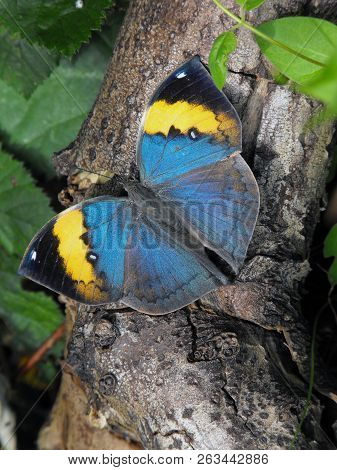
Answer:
xmin=39 ymin=0 xmax=337 ymax=450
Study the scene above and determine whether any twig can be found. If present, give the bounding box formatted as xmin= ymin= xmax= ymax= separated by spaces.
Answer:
xmin=18 ymin=323 xmax=65 ymax=377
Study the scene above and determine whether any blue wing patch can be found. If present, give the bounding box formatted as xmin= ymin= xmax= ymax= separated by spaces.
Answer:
xmin=19 ymin=195 xmax=226 ymax=314
xmin=122 ymin=216 xmax=224 ymax=314
xmin=140 ymin=133 xmax=238 ymax=185
xmin=82 ymin=199 xmax=133 ymax=291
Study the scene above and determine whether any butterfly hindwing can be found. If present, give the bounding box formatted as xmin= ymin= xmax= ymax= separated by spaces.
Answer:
xmin=138 ymin=56 xmax=242 ymax=186
xmin=154 ymin=157 xmax=260 ymax=273
xmin=122 ymin=215 xmax=224 ymax=314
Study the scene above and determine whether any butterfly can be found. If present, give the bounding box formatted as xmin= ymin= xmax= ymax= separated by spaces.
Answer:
xmin=19 ymin=56 xmax=259 ymax=315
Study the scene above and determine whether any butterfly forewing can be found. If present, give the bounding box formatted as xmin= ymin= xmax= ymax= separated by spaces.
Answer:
xmin=138 ymin=56 xmax=242 ymax=186
xmin=19 ymin=197 xmax=131 ymax=305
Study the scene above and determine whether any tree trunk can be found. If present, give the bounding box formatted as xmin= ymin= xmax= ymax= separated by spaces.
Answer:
xmin=39 ymin=0 xmax=337 ymax=449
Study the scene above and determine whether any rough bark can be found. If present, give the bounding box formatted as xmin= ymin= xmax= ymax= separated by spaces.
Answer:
xmin=39 ymin=0 xmax=337 ymax=449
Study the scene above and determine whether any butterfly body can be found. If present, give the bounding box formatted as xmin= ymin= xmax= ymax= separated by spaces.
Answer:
xmin=19 ymin=56 xmax=260 ymax=315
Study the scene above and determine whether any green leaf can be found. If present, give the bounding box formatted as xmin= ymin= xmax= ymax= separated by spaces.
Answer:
xmin=299 ymin=49 xmax=337 ymax=115
xmin=0 ymin=150 xmax=63 ymax=354
xmin=95 ymin=6 xmax=126 ymax=52
xmin=0 ymin=0 xmax=115 ymax=56
xmin=0 ymin=78 xmax=28 ymax=134
xmin=12 ymin=60 xmax=105 ymax=176
xmin=0 ymin=150 xmax=54 ymax=256
xmin=0 ymin=56 xmax=105 ymax=177
xmin=324 ymin=224 xmax=337 ymax=285
xmin=209 ymin=31 xmax=237 ymax=90
xmin=273 ymin=71 xmax=289 ymax=86
xmin=236 ymin=0 xmax=266 ymax=11
xmin=0 ymin=251 xmax=63 ymax=352
xmin=0 ymin=9 xmax=124 ymax=178
xmin=0 ymin=29 xmax=59 ymax=98
xmin=255 ymin=17 xmax=337 ymax=84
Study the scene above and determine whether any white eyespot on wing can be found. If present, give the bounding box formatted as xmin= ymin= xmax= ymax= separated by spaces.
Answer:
xmin=31 ymin=250 xmax=37 ymax=261
xmin=190 ymin=130 xmax=196 ymax=139
xmin=176 ymin=71 xmax=187 ymax=79
xmin=89 ymin=253 xmax=97 ymax=261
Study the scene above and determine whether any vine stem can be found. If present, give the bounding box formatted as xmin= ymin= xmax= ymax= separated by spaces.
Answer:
xmin=212 ymin=0 xmax=325 ymax=68
xmin=288 ymin=295 xmax=332 ymax=449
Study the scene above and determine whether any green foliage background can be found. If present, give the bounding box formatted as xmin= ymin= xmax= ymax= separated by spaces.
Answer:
xmin=0 ymin=0 xmax=126 ymax=384
xmin=210 ymin=1 xmax=337 ymax=116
